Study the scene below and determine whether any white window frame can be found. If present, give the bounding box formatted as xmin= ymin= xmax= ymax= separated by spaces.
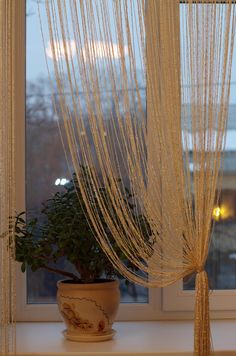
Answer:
xmin=15 ymin=0 xmax=236 ymax=322
xmin=163 ymin=281 xmax=236 ymax=318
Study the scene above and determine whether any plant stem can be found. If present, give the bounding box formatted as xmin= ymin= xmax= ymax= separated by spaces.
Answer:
xmin=42 ymin=265 xmax=80 ymax=281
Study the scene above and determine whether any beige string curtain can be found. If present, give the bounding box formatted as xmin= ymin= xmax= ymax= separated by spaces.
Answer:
xmin=0 ymin=1 xmax=16 ymax=354
xmin=43 ymin=0 xmax=236 ymax=355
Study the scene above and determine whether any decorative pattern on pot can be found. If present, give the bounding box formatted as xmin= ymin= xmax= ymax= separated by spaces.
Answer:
xmin=58 ymin=295 xmax=110 ymax=334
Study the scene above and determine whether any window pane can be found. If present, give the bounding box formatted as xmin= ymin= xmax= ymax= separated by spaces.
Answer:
xmin=182 ymin=4 xmax=236 ymax=291
xmin=26 ymin=0 xmax=148 ymax=304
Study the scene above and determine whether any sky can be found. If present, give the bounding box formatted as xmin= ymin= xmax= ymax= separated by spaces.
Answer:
xmin=26 ymin=0 xmax=236 ymax=104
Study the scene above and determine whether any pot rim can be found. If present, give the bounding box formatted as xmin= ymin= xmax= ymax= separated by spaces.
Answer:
xmin=57 ymin=278 xmax=119 ymax=290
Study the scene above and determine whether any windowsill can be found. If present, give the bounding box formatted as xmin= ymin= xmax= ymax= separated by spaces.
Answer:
xmin=16 ymin=320 xmax=236 ymax=355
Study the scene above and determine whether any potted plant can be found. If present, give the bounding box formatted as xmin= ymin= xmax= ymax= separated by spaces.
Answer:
xmin=14 ymin=168 xmax=151 ymax=342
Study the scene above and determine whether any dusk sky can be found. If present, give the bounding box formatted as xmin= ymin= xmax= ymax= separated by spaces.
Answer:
xmin=27 ymin=0 xmax=236 ymax=104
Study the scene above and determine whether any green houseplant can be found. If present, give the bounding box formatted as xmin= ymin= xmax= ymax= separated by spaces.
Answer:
xmin=15 ymin=168 xmax=151 ymax=341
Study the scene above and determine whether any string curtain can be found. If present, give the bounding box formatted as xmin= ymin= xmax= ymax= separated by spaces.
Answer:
xmin=0 ymin=0 xmax=16 ymax=354
xmin=43 ymin=1 xmax=236 ymax=355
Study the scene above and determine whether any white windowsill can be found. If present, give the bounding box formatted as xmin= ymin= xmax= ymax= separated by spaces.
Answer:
xmin=16 ymin=320 xmax=236 ymax=356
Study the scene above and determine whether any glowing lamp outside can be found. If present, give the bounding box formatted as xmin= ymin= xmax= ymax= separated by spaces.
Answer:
xmin=55 ymin=178 xmax=69 ymax=186
xmin=212 ymin=205 xmax=232 ymax=221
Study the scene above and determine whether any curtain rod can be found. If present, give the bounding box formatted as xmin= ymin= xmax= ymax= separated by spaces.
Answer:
xmin=180 ymin=1 xmax=236 ymax=3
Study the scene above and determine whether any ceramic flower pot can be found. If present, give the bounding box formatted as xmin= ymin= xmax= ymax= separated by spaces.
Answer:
xmin=57 ymin=279 xmax=120 ymax=342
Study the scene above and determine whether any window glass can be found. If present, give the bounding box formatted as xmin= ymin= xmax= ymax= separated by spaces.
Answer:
xmin=26 ymin=0 xmax=148 ymax=304
xmin=182 ymin=5 xmax=236 ymax=290
xmin=26 ymin=1 xmax=236 ymax=302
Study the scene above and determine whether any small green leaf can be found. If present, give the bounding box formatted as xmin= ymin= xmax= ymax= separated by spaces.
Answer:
xmin=21 ymin=262 xmax=26 ymax=273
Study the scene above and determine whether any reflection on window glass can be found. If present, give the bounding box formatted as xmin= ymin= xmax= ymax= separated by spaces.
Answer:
xmin=26 ymin=0 xmax=148 ymax=304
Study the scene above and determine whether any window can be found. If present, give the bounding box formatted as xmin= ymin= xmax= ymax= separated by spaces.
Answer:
xmin=26 ymin=0 xmax=148 ymax=305
xmin=16 ymin=1 xmax=236 ymax=321
xmin=163 ymin=2 xmax=236 ymax=315
xmin=16 ymin=0 xmax=159 ymax=322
